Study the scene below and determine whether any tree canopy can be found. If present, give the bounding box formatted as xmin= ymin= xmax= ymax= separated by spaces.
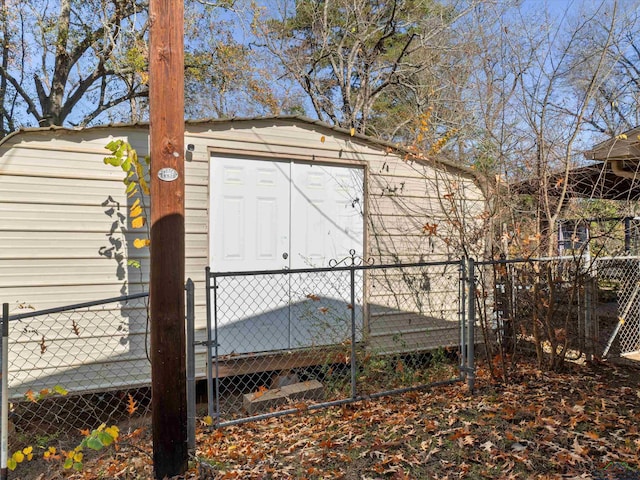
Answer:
xmin=0 ymin=0 xmax=150 ymax=135
xmin=1 ymin=0 xmax=639 ymax=171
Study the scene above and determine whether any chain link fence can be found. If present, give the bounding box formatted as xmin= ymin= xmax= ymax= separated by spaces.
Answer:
xmin=205 ymin=257 xmax=473 ymax=426
xmin=474 ymin=255 xmax=640 ymax=367
xmin=475 ymin=256 xmax=595 ymax=364
xmin=0 ymin=293 xmax=144 ymax=455
xmin=596 ymin=257 xmax=640 ymax=358
xmin=4 ymin=253 xmax=639 ymax=454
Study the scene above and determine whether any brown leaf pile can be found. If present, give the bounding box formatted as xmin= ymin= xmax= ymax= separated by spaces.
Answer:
xmin=27 ymin=359 xmax=640 ymax=479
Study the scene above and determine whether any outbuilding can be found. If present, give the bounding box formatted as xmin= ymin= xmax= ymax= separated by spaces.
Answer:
xmin=0 ymin=116 xmax=487 ymax=395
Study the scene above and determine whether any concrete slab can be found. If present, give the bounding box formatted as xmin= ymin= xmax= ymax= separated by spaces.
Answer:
xmin=243 ymin=380 xmax=324 ymax=414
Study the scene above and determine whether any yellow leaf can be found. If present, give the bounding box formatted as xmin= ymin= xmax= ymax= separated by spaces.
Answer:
xmin=320 ymin=136 xmax=326 ymax=143
xmin=53 ymin=385 xmax=68 ymax=396
xmin=22 ymin=446 xmax=33 ymax=456
xmin=130 ymin=205 xmax=143 ymax=217
xmin=133 ymin=238 xmax=150 ymax=249
xmin=139 ymin=178 xmax=150 ymax=195
xmin=73 ymin=452 xmax=83 ymax=462
xmin=202 ymin=415 xmax=213 ymax=426
xmin=131 ymin=198 xmax=141 ymax=210
xmin=131 ymin=216 xmax=145 ymax=229
xmin=105 ymin=425 xmax=120 ymax=439
xmin=13 ymin=451 xmax=24 ymax=463
xmin=350 ymin=128 xmax=355 ymax=136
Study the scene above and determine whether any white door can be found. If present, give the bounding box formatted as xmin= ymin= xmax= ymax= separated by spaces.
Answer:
xmin=211 ymin=157 xmax=290 ymax=272
xmin=210 ymin=156 xmax=364 ymax=354
xmin=290 ymin=163 xmax=364 ymax=268
xmin=211 ymin=157 xmax=291 ymax=353
xmin=289 ymin=163 xmax=364 ymax=348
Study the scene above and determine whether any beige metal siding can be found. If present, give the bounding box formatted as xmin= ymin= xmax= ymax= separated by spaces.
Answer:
xmin=185 ymin=119 xmax=485 ymax=355
xmin=0 ymin=126 xmax=208 ymax=398
xmin=365 ymin=148 xmax=485 ymax=353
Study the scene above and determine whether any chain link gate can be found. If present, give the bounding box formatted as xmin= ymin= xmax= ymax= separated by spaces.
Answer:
xmin=598 ymin=257 xmax=640 ymax=359
xmin=205 ymin=256 xmax=475 ymax=427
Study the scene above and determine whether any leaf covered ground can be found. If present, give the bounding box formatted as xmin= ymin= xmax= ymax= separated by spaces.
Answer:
xmin=14 ymin=359 xmax=640 ymax=479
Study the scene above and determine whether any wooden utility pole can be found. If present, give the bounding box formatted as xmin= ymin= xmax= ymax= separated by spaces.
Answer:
xmin=148 ymin=0 xmax=188 ymax=477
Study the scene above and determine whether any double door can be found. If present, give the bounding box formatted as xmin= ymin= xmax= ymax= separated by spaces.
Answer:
xmin=210 ymin=156 xmax=364 ymax=354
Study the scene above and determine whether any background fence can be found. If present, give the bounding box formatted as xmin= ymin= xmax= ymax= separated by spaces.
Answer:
xmin=205 ymin=257 xmax=475 ymax=427
xmin=474 ymin=255 xmax=640 ymax=367
xmin=475 ymin=256 xmax=595 ymax=364
xmin=597 ymin=257 xmax=640 ymax=358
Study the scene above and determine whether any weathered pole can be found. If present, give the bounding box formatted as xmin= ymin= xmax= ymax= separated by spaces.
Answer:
xmin=148 ymin=0 xmax=188 ymax=476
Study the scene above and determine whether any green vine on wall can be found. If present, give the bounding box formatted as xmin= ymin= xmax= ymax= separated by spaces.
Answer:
xmin=104 ymin=139 xmax=151 ymax=257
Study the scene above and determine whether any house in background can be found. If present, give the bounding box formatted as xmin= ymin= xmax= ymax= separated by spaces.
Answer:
xmin=0 ymin=116 xmax=487 ymax=397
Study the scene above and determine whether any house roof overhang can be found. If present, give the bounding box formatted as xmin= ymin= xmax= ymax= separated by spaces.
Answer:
xmin=516 ymin=126 xmax=640 ymax=201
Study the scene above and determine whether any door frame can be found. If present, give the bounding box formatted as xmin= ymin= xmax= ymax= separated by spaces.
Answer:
xmin=207 ymin=148 xmax=371 ymax=350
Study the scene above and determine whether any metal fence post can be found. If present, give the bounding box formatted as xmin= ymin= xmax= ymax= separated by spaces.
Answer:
xmin=2 ymin=303 xmax=9 ymax=480
xmin=205 ymin=267 xmax=215 ymax=421
xmin=350 ymin=265 xmax=357 ymax=400
xmin=584 ymin=275 xmax=592 ymax=362
xmin=185 ymin=279 xmax=196 ymax=451
xmin=459 ymin=258 xmax=467 ymax=381
xmin=466 ymin=258 xmax=476 ymax=392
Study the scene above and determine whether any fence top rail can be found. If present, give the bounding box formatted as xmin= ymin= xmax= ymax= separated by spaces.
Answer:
xmin=206 ymin=258 xmax=465 ymax=279
xmin=476 ymin=254 xmax=640 ymax=267
xmin=594 ymin=255 xmax=640 ymax=262
xmin=5 ymin=291 xmax=149 ymax=322
xmin=475 ymin=255 xmax=586 ymax=266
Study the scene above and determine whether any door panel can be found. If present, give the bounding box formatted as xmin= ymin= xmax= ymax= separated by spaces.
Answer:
xmin=211 ymin=158 xmax=290 ymax=272
xmin=290 ymin=163 xmax=364 ymax=348
xmin=290 ymin=163 xmax=364 ymax=268
xmin=211 ymin=157 xmax=291 ymax=354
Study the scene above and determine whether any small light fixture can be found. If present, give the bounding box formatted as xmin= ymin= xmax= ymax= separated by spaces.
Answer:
xmin=185 ymin=144 xmax=195 ymax=162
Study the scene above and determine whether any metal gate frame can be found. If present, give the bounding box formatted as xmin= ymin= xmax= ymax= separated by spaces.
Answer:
xmin=204 ymin=256 xmax=476 ymax=427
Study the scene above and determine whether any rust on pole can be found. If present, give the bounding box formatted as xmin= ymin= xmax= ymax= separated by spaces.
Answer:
xmin=148 ymin=0 xmax=188 ymax=476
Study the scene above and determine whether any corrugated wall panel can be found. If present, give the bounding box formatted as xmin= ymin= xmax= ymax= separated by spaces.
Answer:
xmin=1 ymin=126 xmax=210 ymax=395
xmin=0 ymin=175 xmax=208 ymax=208
xmin=365 ymin=143 xmax=484 ymax=353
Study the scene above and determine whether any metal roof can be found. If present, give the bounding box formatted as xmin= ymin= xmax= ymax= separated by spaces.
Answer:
xmin=0 ymin=115 xmax=481 ymax=183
